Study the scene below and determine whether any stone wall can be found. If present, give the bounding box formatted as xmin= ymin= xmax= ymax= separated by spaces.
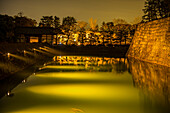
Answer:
xmin=127 ymin=17 xmax=170 ymax=67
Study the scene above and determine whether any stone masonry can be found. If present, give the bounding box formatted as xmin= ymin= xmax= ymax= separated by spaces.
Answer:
xmin=127 ymin=17 xmax=170 ymax=67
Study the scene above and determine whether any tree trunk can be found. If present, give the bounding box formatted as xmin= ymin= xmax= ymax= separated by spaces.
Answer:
xmin=102 ymin=33 xmax=105 ymax=46
xmin=66 ymin=34 xmax=69 ymax=45
xmin=38 ymin=36 xmax=42 ymax=43
xmin=120 ymin=39 xmax=121 ymax=45
xmin=81 ymin=33 xmax=84 ymax=45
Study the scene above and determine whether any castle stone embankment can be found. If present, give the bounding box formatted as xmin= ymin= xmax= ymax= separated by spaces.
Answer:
xmin=127 ymin=17 xmax=170 ymax=67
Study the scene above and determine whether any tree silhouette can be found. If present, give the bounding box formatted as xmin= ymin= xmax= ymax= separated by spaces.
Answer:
xmin=54 ymin=16 xmax=60 ymax=28
xmin=39 ymin=16 xmax=54 ymax=27
xmin=0 ymin=14 xmax=15 ymax=42
xmin=14 ymin=13 xmax=37 ymax=27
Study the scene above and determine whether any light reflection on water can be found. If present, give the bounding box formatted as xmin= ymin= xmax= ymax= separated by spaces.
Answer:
xmin=0 ymin=56 xmax=169 ymax=113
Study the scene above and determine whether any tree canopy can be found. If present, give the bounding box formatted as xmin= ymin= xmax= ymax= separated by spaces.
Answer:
xmin=39 ymin=16 xmax=60 ymax=28
xmin=142 ymin=0 xmax=170 ymax=22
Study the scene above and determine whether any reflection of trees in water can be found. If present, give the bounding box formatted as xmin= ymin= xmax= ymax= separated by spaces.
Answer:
xmin=52 ymin=56 xmax=128 ymax=72
xmin=129 ymin=58 xmax=170 ymax=112
xmin=114 ymin=58 xmax=127 ymax=73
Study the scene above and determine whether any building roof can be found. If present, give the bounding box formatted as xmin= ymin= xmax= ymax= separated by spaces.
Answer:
xmin=15 ymin=27 xmax=62 ymax=35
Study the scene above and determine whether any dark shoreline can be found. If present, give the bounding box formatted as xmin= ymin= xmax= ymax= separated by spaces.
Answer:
xmin=0 ymin=43 xmax=129 ymax=79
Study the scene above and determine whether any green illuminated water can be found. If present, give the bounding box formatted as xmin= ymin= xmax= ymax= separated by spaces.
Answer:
xmin=0 ymin=56 xmax=169 ymax=113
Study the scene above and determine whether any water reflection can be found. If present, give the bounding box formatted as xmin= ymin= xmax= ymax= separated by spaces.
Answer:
xmin=49 ymin=56 xmax=128 ymax=73
xmin=1 ymin=56 xmax=169 ymax=113
xmin=129 ymin=58 xmax=170 ymax=113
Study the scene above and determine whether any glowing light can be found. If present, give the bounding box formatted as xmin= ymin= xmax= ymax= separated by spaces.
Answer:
xmin=7 ymin=53 xmax=10 ymax=60
xmin=7 ymin=91 xmax=10 ymax=96
xmin=7 ymin=53 xmax=10 ymax=57
xmin=9 ymin=54 xmax=33 ymax=63
xmin=6 ymin=91 xmax=14 ymax=97
xmin=78 ymin=42 xmax=81 ymax=46
xmin=22 ymin=79 xmax=26 ymax=83
xmin=27 ymin=84 xmax=139 ymax=100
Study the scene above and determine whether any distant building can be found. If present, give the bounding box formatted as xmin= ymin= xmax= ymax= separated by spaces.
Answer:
xmin=15 ymin=27 xmax=62 ymax=44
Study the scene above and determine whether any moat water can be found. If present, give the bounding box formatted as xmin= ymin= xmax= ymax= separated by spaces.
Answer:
xmin=0 ymin=56 xmax=169 ymax=113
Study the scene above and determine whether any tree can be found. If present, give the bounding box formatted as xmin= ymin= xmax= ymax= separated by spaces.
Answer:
xmin=14 ymin=12 xmax=37 ymax=27
xmin=131 ymin=16 xmax=142 ymax=25
xmin=100 ymin=22 xmax=114 ymax=45
xmin=89 ymin=18 xmax=98 ymax=31
xmin=62 ymin=16 xmax=77 ymax=45
xmin=39 ymin=16 xmax=54 ymax=27
xmin=39 ymin=16 xmax=60 ymax=28
xmin=142 ymin=0 xmax=158 ymax=21
xmin=77 ymin=21 xmax=88 ymax=45
xmin=142 ymin=0 xmax=170 ymax=22
xmin=114 ymin=24 xmax=131 ymax=45
xmin=14 ymin=16 xmax=37 ymax=27
xmin=88 ymin=18 xmax=99 ymax=45
xmin=160 ymin=0 xmax=170 ymax=18
xmin=113 ymin=18 xmax=128 ymax=25
xmin=0 ymin=14 xmax=15 ymax=42
xmin=54 ymin=16 xmax=60 ymax=28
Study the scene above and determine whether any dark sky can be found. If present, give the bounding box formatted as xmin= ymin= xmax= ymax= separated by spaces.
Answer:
xmin=0 ymin=0 xmax=145 ymax=25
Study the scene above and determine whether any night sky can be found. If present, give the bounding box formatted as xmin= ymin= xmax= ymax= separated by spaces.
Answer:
xmin=0 ymin=0 xmax=145 ymax=25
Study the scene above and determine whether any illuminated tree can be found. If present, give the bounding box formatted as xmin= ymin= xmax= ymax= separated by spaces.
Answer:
xmin=62 ymin=16 xmax=77 ymax=45
xmin=100 ymin=22 xmax=114 ymax=46
xmin=89 ymin=18 xmax=98 ymax=31
xmin=114 ymin=24 xmax=131 ymax=45
xmin=142 ymin=0 xmax=170 ymax=22
xmin=77 ymin=21 xmax=88 ymax=45
xmin=89 ymin=18 xmax=98 ymax=45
